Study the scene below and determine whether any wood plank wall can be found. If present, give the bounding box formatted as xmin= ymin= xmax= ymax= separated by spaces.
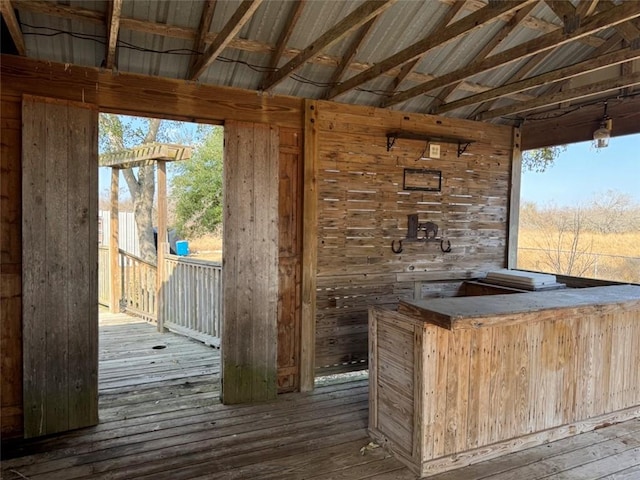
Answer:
xmin=1 ymin=55 xmax=304 ymax=438
xmin=310 ymin=101 xmax=515 ymax=375
xmin=0 ymin=93 xmax=23 ymax=438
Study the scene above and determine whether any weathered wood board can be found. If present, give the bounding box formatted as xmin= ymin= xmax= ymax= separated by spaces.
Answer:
xmin=222 ymin=121 xmax=279 ymax=404
xmin=21 ymin=96 xmax=99 ymax=438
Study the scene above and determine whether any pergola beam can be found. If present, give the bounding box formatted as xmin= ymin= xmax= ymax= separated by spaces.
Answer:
xmin=99 ymin=143 xmax=193 ymax=169
xmin=260 ymin=0 xmax=396 ymax=92
xmin=0 ymin=0 xmax=26 ymax=55
xmin=383 ymin=1 xmax=640 ymax=108
xmin=326 ymin=0 xmax=535 ymax=101
xmin=105 ymin=0 xmax=123 ymax=69
xmin=435 ymin=46 xmax=640 ymax=114
xmin=188 ymin=0 xmax=263 ymax=80
xmin=476 ymin=71 xmax=640 ymax=120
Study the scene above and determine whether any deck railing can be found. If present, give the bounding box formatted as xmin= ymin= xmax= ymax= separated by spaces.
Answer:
xmin=162 ymin=254 xmax=222 ymax=347
xmin=120 ymin=250 xmax=157 ymax=323
xmin=98 ymin=246 xmax=111 ymax=307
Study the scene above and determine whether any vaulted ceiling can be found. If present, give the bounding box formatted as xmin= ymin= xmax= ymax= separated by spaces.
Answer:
xmin=2 ymin=0 xmax=639 ymax=148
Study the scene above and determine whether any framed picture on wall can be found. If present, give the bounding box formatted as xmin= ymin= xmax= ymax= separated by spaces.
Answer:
xmin=403 ymin=168 xmax=442 ymax=192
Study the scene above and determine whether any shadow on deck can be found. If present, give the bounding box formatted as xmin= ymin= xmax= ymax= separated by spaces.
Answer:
xmin=1 ymin=313 xmax=639 ymax=479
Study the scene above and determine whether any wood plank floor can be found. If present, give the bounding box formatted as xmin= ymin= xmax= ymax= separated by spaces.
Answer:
xmin=2 ymin=313 xmax=640 ymax=479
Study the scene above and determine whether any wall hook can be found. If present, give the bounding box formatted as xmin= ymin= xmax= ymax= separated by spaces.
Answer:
xmin=391 ymin=239 xmax=403 ymax=254
xmin=440 ymin=239 xmax=452 ymax=253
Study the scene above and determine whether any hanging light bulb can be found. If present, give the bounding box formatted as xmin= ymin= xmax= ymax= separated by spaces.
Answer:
xmin=593 ymin=102 xmax=612 ymax=148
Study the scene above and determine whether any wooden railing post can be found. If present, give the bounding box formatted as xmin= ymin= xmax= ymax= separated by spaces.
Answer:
xmin=109 ymin=168 xmax=121 ymax=312
xmin=157 ymin=160 xmax=167 ymax=332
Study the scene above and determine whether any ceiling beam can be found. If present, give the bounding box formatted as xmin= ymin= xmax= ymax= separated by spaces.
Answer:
xmin=105 ymin=0 xmax=123 ymax=69
xmin=326 ymin=0 xmax=535 ymax=100
xmin=476 ymin=71 xmax=640 ymax=121
xmin=188 ymin=0 xmax=263 ymax=80
xmin=0 ymin=0 xmax=26 ymax=55
xmin=428 ymin=1 xmax=539 ymax=112
xmin=260 ymin=0 xmax=396 ymax=92
xmin=322 ymin=16 xmax=378 ymax=97
xmin=576 ymin=0 xmax=599 ymax=18
xmin=436 ymin=46 xmax=640 ymax=114
xmin=383 ymin=1 xmax=640 ymax=108
xmin=544 ymin=0 xmax=575 ymax=22
xmin=188 ymin=0 xmax=217 ymax=73
xmin=379 ymin=0 xmax=469 ymax=103
xmin=263 ymin=0 xmax=305 ymax=83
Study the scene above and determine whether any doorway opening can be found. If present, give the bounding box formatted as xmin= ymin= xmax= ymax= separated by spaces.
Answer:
xmin=97 ymin=114 xmax=225 ymax=418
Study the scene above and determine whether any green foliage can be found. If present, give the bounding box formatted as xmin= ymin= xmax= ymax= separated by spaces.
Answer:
xmin=522 ymin=145 xmax=567 ymax=173
xmin=172 ymin=126 xmax=224 ymax=237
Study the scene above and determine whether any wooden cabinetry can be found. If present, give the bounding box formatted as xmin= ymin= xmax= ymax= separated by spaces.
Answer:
xmin=368 ymin=285 xmax=640 ymax=477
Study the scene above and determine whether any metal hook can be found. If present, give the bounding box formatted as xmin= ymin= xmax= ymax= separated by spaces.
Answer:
xmin=391 ymin=239 xmax=403 ymax=254
xmin=440 ymin=239 xmax=451 ymax=253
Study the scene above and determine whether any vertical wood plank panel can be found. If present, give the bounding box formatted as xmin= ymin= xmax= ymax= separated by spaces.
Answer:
xmin=222 ymin=121 xmax=279 ymax=404
xmin=1 ymin=94 xmax=24 ymax=438
xmin=66 ymin=107 xmax=98 ymax=430
xmin=21 ymin=99 xmax=48 ymax=438
xmin=22 ymin=97 xmax=99 ymax=438
xmin=300 ymin=100 xmax=319 ymax=391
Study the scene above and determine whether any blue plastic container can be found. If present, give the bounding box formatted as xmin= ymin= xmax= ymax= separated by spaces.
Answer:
xmin=175 ymin=240 xmax=189 ymax=256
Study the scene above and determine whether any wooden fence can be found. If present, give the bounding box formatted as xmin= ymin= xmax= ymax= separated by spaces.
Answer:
xmin=162 ymin=254 xmax=222 ymax=347
xmin=98 ymin=248 xmax=222 ymax=346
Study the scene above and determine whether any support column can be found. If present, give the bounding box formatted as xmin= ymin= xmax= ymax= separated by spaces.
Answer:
xmin=156 ymin=160 xmax=167 ymax=332
xmin=109 ymin=168 xmax=120 ymax=313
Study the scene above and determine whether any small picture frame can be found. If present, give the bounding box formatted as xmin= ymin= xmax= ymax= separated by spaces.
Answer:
xmin=403 ymin=168 xmax=442 ymax=192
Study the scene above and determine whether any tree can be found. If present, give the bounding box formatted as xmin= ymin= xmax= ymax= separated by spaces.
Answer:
xmin=99 ymin=114 xmax=194 ymax=262
xmin=171 ymin=126 xmax=223 ymax=237
xmin=522 ymin=145 xmax=566 ymax=173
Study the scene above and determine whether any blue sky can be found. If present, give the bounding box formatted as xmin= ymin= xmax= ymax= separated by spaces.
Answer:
xmin=520 ymin=134 xmax=640 ymax=206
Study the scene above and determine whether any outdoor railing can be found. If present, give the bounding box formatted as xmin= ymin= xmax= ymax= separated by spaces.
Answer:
xmin=120 ymin=249 xmax=157 ymax=323
xmin=98 ymin=246 xmax=111 ymax=307
xmin=161 ymin=254 xmax=222 ymax=347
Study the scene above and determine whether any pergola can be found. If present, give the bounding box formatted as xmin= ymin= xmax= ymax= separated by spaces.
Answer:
xmin=98 ymin=143 xmax=193 ymax=328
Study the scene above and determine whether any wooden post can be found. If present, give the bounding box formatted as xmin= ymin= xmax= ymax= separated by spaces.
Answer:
xmin=156 ymin=160 xmax=167 ymax=332
xmin=300 ymin=100 xmax=319 ymax=392
xmin=507 ymin=127 xmax=522 ymax=269
xmin=109 ymin=168 xmax=120 ymax=313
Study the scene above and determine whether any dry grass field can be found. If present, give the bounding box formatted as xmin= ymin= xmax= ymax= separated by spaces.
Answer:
xmin=518 ymin=229 xmax=640 ymax=283
xmin=186 ymin=234 xmax=223 ymax=262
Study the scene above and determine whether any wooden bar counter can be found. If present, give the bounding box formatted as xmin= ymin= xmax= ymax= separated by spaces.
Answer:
xmin=368 ymin=285 xmax=640 ymax=477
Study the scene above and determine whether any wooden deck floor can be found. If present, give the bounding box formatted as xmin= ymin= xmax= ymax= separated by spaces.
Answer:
xmin=2 ymin=313 xmax=640 ymax=479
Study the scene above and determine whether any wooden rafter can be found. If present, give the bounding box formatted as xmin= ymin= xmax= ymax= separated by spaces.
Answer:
xmin=383 ymin=1 xmax=640 ymax=108
xmin=476 ymin=71 xmax=640 ymax=120
xmin=436 ymin=47 xmax=640 ymax=114
xmin=576 ymin=0 xmax=599 ymax=18
xmin=427 ymin=1 xmax=539 ymax=112
xmin=260 ymin=0 xmax=396 ymax=92
xmin=544 ymin=0 xmax=576 ymax=22
xmin=326 ymin=0 xmax=535 ymax=101
xmin=189 ymin=0 xmax=217 ymax=72
xmin=99 ymin=144 xmax=193 ymax=169
xmin=188 ymin=0 xmax=263 ymax=81
xmin=262 ymin=0 xmax=305 ymax=83
xmin=379 ymin=0 xmax=469 ymax=103
xmin=323 ymin=16 xmax=378 ymax=97
xmin=105 ymin=0 xmax=123 ymax=69
xmin=0 ymin=0 xmax=26 ymax=55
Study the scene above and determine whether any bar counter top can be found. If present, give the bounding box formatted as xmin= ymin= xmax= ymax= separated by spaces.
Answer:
xmin=398 ymin=284 xmax=640 ymax=330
